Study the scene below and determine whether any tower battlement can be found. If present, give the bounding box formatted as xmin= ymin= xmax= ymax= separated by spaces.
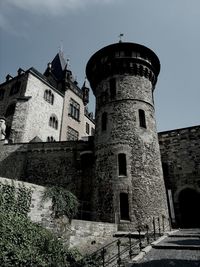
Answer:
xmin=86 ymin=42 xmax=160 ymax=91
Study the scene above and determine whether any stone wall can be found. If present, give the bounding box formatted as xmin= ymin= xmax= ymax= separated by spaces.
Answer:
xmin=0 ymin=177 xmax=117 ymax=251
xmin=0 ymin=176 xmax=52 ymax=224
xmin=0 ymin=140 xmax=94 ymax=204
xmin=158 ymin=125 xmax=200 ymax=226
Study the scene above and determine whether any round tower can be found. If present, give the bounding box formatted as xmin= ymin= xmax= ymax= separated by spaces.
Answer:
xmin=86 ymin=42 xmax=169 ymax=230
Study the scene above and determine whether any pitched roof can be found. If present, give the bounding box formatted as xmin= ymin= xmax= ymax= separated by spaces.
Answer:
xmin=49 ymin=51 xmax=67 ymax=81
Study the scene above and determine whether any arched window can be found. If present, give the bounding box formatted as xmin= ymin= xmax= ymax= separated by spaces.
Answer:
xmin=47 ymin=136 xmax=55 ymax=142
xmin=139 ymin=109 xmax=146 ymax=128
xmin=44 ymin=90 xmax=54 ymax=105
xmin=118 ymin=153 xmax=127 ymax=176
xmin=101 ymin=112 xmax=107 ymax=131
xmin=49 ymin=115 xmax=58 ymax=130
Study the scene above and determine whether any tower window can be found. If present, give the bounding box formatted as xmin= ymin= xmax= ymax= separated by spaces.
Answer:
xmin=101 ymin=112 xmax=107 ymax=131
xmin=120 ymin=193 xmax=129 ymax=220
xmin=49 ymin=115 xmax=58 ymax=129
xmin=139 ymin=109 xmax=146 ymax=128
xmin=86 ymin=122 xmax=90 ymax=135
xmin=69 ymin=98 xmax=80 ymax=121
xmin=0 ymin=89 xmax=5 ymax=100
xmin=67 ymin=126 xmax=79 ymax=141
xmin=118 ymin=153 xmax=127 ymax=176
xmin=109 ymin=78 xmax=116 ymax=99
xmin=44 ymin=89 xmax=54 ymax=105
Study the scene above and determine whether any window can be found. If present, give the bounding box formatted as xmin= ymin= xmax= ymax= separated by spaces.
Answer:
xmin=10 ymin=81 xmax=21 ymax=96
xmin=47 ymin=136 xmax=55 ymax=142
xmin=109 ymin=78 xmax=116 ymax=99
xmin=118 ymin=153 xmax=127 ymax=176
xmin=139 ymin=109 xmax=146 ymax=128
xmin=101 ymin=112 xmax=107 ymax=131
xmin=120 ymin=193 xmax=129 ymax=220
xmin=86 ymin=122 xmax=90 ymax=135
xmin=5 ymin=103 xmax=16 ymax=117
xmin=67 ymin=126 xmax=79 ymax=141
xmin=44 ymin=89 xmax=54 ymax=105
xmin=69 ymin=98 xmax=80 ymax=121
xmin=49 ymin=115 xmax=58 ymax=129
xmin=0 ymin=89 xmax=5 ymax=100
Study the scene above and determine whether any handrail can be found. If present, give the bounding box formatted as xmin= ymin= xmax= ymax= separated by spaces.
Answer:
xmin=71 ymin=215 xmax=171 ymax=267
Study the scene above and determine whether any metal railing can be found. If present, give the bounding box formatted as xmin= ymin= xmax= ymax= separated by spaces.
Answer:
xmin=72 ymin=215 xmax=171 ymax=267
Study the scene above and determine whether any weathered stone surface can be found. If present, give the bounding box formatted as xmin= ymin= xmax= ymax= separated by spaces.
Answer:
xmin=87 ymin=43 xmax=169 ymax=230
xmin=159 ymin=126 xmax=200 ymax=227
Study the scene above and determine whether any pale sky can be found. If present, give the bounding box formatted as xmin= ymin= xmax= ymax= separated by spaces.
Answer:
xmin=0 ymin=0 xmax=199 ymax=132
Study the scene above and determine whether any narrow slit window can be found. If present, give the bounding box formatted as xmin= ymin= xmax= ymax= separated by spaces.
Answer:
xmin=109 ymin=78 xmax=116 ymax=99
xmin=120 ymin=193 xmax=129 ymax=220
xmin=118 ymin=153 xmax=127 ymax=176
xmin=102 ymin=112 xmax=107 ymax=131
xmin=139 ymin=109 xmax=146 ymax=128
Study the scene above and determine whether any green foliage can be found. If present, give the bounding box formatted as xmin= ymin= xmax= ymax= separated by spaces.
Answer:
xmin=0 ymin=180 xmax=80 ymax=266
xmin=0 ymin=181 xmax=32 ymax=215
xmin=0 ymin=210 xmax=75 ymax=267
xmin=42 ymin=186 xmax=79 ymax=222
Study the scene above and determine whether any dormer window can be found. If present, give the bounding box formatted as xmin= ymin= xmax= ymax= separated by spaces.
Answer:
xmin=44 ymin=89 xmax=54 ymax=105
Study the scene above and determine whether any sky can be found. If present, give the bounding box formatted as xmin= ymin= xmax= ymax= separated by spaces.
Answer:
xmin=0 ymin=0 xmax=199 ymax=132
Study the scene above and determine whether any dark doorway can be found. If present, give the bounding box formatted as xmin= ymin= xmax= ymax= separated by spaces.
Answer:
xmin=120 ymin=193 xmax=129 ymax=220
xmin=179 ymin=188 xmax=200 ymax=228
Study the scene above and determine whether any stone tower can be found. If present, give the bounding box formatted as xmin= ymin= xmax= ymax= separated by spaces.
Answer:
xmin=86 ymin=42 xmax=169 ymax=230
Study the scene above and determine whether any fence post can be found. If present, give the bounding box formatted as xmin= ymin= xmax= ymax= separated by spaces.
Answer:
xmin=129 ymin=233 xmax=133 ymax=259
xmin=145 ymin=224 xmax=149 ymax=245
xmin=117 ymin=239 xmax=121 ymax=266
xmin=153 ymin=217 xmax=156 ymax=240
xmin=138 ymin=228 xmax=142 ymax=251
xmin=101 ymin=247 xmax=106 ymax=267
xmin=158 ymin=217 xmax=161 ymax=236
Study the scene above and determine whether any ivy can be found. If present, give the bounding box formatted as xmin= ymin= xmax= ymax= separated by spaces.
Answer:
xmin=0 ymin=180 xmax=82 ymax=266
xmin=0 ymin=181 xmax=32 ymax=216
xmin=42 ymin=186 xmax=79 ymax=222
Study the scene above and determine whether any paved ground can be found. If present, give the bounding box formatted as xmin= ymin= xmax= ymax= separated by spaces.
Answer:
xmin=130 ymin=229 xmax=200 ymax=267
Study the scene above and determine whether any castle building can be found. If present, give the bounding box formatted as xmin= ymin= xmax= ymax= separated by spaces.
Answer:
xmin=0 ymin=42 xmax=199 ymax=229
xmin=0 ymin=51 xmax=95 ymax=143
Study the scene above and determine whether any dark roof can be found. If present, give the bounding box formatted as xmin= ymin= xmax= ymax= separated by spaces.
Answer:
xmin=49 ymin=51 xmax=67 ymax=81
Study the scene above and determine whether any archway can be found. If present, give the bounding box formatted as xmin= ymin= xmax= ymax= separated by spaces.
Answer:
xmin=179 ymin=188 xmax=200 ymax=228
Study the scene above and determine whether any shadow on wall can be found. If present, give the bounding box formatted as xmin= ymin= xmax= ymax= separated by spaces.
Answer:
xmin=0 ymin=141 xmax=93 ymax=192
xmin=0 ymin=142 xmax=27 ymax=180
